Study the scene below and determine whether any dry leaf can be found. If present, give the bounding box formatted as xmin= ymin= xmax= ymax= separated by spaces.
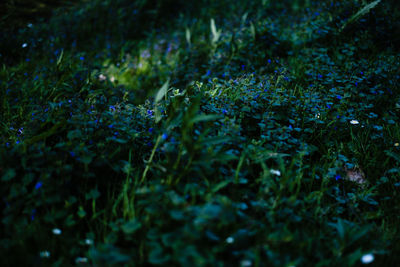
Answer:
xmin=344 ymin=165 xmax=366 ymax=185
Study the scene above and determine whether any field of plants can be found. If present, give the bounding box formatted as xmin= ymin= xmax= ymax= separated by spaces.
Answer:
xmin=1 ymin=0 xmax=399 ymax=266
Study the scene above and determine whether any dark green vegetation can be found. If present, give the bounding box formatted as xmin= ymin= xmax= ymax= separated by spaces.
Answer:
xmin=1 ymin=0 xmax=400 ymax=266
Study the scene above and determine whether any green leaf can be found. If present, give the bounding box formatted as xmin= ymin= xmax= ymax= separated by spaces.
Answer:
xmin=385 ymin=150 xmax=400 ymax=162
xmin=189 ymin=114 xmax=221 ymax=125
xmin=56 ymin=49 xmax=64 ymax=66
xmin=77 ymin=206 xmax=86 ymax=218
xmin=185 ymin=27 xmax=191 ymax=46
xmin=155 ymin=79 xmax=170 ymax=103
xmin=148 ymin=244 xmax=170 ymax=265
xmin=121 ymin=219 xmax=142 ymax=234
xmin=67 ymin=129 xmax=82 ymax=140
xmin=2 ymin=168 xmax=16 ymax=181
xmin=86 ymin=188 xmax=100 ymax=200
xmin=211 ymin=180 xmax=231 ymax=194
xmin=210 ymin=18 xmax=221 ymax=43
xmin=340 ymin=0 xmax=382 ymax=31
xmin=200 ymin=136 xmax=231 ymax=146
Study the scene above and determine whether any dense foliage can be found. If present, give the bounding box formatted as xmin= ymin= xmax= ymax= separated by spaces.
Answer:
xmin=1 ymin=0 xmax=400 ymax=266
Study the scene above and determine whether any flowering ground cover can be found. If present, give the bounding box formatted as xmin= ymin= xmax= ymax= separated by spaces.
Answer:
xmin=1 ymin=0 xmax=400 ymax=265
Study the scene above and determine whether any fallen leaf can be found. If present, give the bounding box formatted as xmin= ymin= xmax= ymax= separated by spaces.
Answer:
xmin=344 ymin=165 xmax=366 ymax=185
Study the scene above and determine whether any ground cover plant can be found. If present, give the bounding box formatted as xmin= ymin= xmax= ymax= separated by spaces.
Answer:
xmin=1 ymin=0 xmax=400 ymax=266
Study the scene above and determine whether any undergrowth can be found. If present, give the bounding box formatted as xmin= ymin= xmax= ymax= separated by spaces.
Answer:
xmin=1 ymin=0 xmax=400 ymax=266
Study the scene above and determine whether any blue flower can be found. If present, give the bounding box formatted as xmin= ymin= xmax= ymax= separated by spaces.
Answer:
xmin=336 ymin=95 xmax=342 ymax=100
xmin=35 ymin=181 xmax=43 ymax=190
xmin=80 ymin=56 xmax=85 ymax=61
xmin=148 ymin=127 xmax=154 ymax=133
xmin=335 ymin=175 xmax=342 ymax=181
xmin=31 ymin=209 xmax=36 ymax=221
xmin=162 ymin=133 xmax=168 ymax=140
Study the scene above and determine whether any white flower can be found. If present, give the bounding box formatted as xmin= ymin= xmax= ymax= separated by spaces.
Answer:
xmin=22 ymin=43 xmax=28 ymax=48
xmin=241 ymin=260 xmax=252 ymax=267
xmin=52 ymin=228 xmax=62 ymax=235
xmin=85 ymin=239 xmax=93 ymax=245
xmin=361 ymin=253 xmax=374 ymax=264
xmin=75 ymin=257 xmax=88 ymax=264
xmin=395 ymin=143 xmax=399 ymax=147
xmin=98 ymin=74 xmax=107 ymax=81
xmin=350 ymin=120 xmax=360 ymax=125
xmin=315 ymin=113 xmax=321 ymax=119
xmin=270 ymin=169 xmax=281 ymax=176
xmin=226 ymin=237 xmax=234 ymax=244
xmin=39 ymin=251 xmax=50 ymax=258
xmin=110 ymin=76 xmax=116 ymax=82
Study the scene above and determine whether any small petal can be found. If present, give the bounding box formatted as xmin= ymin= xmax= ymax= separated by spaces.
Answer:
xmin=350 ymin=120 xmax=360 ymax=125
xmin=52 ymin=228 xmax=62 ymax=235
xmin=270 ymin=169 xmax=281 ymax=176
xmin=39 ymin=251 xmax=50 ymax=258
xmin=75 ymin=257 xmax=88 ymax=264
xmin=226 ymin=237 xmax=234 ymax=244
xmin=361 ymin=253 xmax=374 ymax=264
xmin=241 ymin=260 xmax=252 ymax=267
